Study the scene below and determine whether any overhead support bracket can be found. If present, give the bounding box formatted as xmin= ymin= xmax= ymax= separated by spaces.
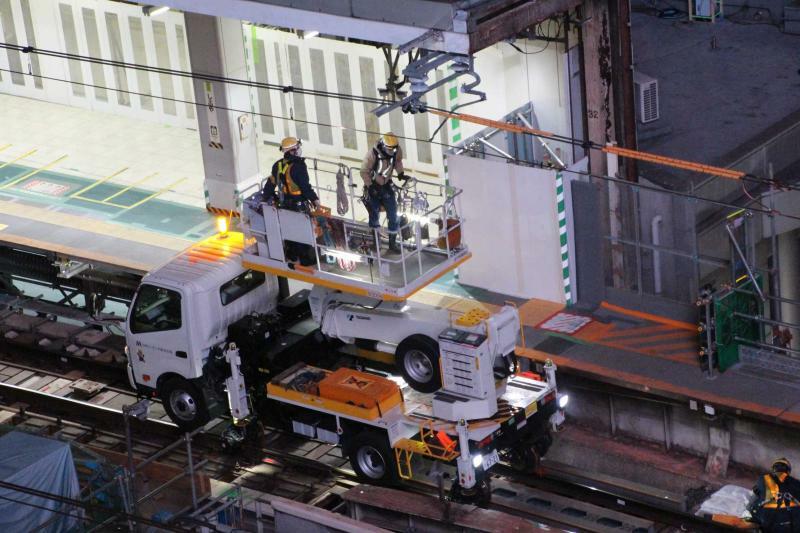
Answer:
xmin=725 ymin=214 xmax=765 ymax=302
xmin=54 ymin=259 xmax=91 ymax=279
xmin=373 ymin=53 xmax=485 ymax=116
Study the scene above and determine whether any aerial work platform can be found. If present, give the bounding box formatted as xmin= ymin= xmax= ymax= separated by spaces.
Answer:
xmin=240 ymin=172 xmax=470 ymax=302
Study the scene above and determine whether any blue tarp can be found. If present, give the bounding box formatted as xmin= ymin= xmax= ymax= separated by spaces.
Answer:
xmin=0 ymin=431 xmax=82 ymax=532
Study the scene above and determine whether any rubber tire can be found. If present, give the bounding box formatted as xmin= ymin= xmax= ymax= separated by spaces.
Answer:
xmin=395 ymin=334 xmax=441 ymax=393
xmin=159 ymin=377 xmax=210 ymax=431
xmin=347 ymin=431 xmax=399 ymax=485
xmin=508 ymin=445 xmax=540 ymax=473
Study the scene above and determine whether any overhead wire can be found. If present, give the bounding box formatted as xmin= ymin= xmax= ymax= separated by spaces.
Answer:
xmin=1 ymin=64 xmax=798 ymax=224
xmin=0 ymin=42 xmax=798 ymax=220
xmin=1 ymin=39 xmax=794 ymax=190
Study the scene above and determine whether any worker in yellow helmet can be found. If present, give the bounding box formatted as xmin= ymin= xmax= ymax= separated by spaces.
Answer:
xmin=262 ymin=137 xmax=320 ymax=212
xmin=748 ymin=457 xmax=800 ymax=532
xmin=262 ymin=137 xmax=320 ymax=265
xmin=360 ymin=133 xmax=408 ymax=253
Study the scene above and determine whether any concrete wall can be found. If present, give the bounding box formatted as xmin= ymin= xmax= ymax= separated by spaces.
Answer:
xmin=0 ymin=0 xmax=196 ymax=129
xmin=564 ymin=382 xmax=800 ymax=473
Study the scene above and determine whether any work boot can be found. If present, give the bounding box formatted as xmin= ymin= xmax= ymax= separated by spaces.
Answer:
xmin=387 ymin=234 xmax=401 ymax=254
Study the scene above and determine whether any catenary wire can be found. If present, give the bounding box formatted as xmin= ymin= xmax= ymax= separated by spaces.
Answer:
xmin=0 ymin=63 xmax=798 ymax=222
xmin=2 ymin=40 xmax=797 ymax=193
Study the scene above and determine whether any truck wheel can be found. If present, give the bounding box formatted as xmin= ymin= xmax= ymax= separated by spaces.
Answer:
xmin=159 ymin=377 xmax=210 ymax=431
xmin=347 ymin=431 xmax=398 ymax=485
xmin=396 ymin=335 xmax=441 ymax=393
xmin=507 ymin=445 xmax=540 ymax=473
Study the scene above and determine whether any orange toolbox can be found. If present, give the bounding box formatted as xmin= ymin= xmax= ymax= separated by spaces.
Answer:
xmin=319 ymin=368 xmax=402 ymax=415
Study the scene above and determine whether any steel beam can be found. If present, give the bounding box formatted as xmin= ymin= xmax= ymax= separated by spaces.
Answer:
xmin=159 ymin=0 xmax=577 ymax=54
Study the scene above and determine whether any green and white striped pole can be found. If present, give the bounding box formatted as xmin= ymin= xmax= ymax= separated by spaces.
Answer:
xmin=556 ymin=171 xmax=573 ymax=305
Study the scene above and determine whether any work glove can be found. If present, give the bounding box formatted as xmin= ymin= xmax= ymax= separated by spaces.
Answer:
xmin=397 ymin=171 xmax=409 ymax=182
xmin=313 ymin=199 xmax=321 ymax=209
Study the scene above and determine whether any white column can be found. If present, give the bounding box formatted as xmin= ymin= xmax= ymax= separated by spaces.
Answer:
xmin=185 ymin=13 xmax=259 ymax=212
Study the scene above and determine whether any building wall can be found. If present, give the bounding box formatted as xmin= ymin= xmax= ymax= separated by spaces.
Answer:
xmin=0 ymin=0 xmax=573 ymax=194
xmin=0 ymin=0 xmax=196 ymax=129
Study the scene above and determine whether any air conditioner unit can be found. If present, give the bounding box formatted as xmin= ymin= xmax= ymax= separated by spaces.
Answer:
xmin=634 ymin=72 xmax=660 ymax=124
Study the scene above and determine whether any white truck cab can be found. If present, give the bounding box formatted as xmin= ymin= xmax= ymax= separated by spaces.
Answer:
xmin=126 ymin=232 xmax=278 ymax=427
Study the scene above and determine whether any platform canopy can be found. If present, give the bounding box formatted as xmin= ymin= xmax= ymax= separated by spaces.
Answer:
xmin=158 ymin=0 xmax=580 ymax=54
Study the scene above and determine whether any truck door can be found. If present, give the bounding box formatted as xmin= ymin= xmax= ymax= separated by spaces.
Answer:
xmin=126 ymin=283 xmax=193 ymax=388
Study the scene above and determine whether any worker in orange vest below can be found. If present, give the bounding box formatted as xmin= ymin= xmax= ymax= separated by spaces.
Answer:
xmin=748 ymin=458 xmax=800 ymax=532
xmin=263 ymin=137 xmax=321 ymax=213
xmin=360 ymin=132 xmax=409 ymax=254
xmin=262 ymin=137 xmax=321 ymax=266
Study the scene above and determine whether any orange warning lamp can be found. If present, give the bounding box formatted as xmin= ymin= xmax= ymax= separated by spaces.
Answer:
xmin=216 ymin=216 xmax=228 ymax=237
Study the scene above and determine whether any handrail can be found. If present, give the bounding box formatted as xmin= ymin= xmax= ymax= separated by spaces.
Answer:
xmin=239 ymin=155 xmax=466 ymax=289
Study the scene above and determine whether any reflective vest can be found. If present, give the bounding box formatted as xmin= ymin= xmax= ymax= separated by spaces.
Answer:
xmin=272 ymin=159 xmax=302 ymax=197
xmin=763 ymin=474 xmax=800 ymax=509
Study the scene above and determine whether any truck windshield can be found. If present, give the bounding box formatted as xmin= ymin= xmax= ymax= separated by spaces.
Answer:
xmin=220 ymin=270 xmax=265 ymax=306
xmin=130 ymin=284 xmax=182 ymax=334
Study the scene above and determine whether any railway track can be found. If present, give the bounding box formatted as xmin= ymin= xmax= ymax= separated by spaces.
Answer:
xmin=0 ymin=343 xmax=731 ymax=532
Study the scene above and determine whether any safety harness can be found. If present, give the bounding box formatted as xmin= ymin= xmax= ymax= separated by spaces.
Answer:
xmin=371 ymin=146 xmax=397 ymax=181
xmin=763 ymin=474 xmax=800 ymax=509
xmin=272 ymin=158 xmax=302 ymax=203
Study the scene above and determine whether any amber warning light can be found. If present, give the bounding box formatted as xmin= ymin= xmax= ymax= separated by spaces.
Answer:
xmin=216 ymin=216 xmax=229 ymax=237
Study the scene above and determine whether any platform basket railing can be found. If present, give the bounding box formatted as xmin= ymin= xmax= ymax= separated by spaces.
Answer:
xmin=238 ymin=156 xmax=467 ymax=292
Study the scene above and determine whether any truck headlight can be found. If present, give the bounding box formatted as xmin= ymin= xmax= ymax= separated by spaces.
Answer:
xmin=472 ymin=454 xmax=483 ymax=468
xmin=558 ymin=394 xmax=569 ymax=409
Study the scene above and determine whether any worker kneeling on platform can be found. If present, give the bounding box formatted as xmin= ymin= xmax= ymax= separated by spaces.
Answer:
xmin=748 ymin=458 xmax=800 ymax=532
xmin=262 ymin=137 xmax=321 ymax=265
xmin=360 ymin=132 xmax=408 ymax=254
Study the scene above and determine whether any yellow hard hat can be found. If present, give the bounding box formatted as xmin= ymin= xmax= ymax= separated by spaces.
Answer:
xmin=381 ymin=132 xmax=399 ymax=149
xmin=280 ymin=136 xmax=301 ymax=152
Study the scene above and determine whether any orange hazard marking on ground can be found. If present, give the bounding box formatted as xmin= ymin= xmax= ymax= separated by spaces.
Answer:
xmin=600 ymin=301 xmax=697 ymax=332
xmin=571 ymin=320 xmax=614 ymax=343
xmin=518 ymin=299 xmax=564 ymax=328
xmin=597 ymin=340 xmax=698 ymax=367
xmin=665 ymin=352 xmax=700 ymax=365
xmin=614 ymin=331 xmax=695 ymax=345
xmin=517 ymin=300 xmax=699 ymax=366
xmin=602 ymin=325 xmax=678 ymax=340
xmin=518 ymin=348 xmax=795 ymax=424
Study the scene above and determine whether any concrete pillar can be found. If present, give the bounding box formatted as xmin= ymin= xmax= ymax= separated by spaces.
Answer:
xmin=705 ymin=421 xmax=731 ymax=477
xmin=185 ymin=14 xmax=259 ymax=213
xmin=580 ymin=0 xmax=616 ymax=178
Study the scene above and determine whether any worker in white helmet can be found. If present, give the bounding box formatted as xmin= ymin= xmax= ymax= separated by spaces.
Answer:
xmin=263 ymin=137 xmax=320 ymax=212
xmin=360 ymin=132 xmax=408 ymax=253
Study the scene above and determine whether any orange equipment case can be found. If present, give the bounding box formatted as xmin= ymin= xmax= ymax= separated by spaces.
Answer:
xmin=318 ymin=368 xmax=402 ymax=414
